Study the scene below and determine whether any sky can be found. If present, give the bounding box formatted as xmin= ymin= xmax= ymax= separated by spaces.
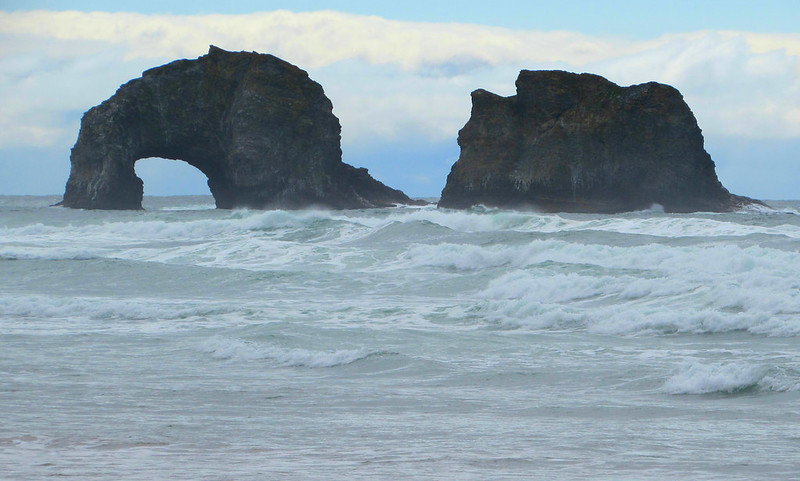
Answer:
xmin=1 ymin=1 xmax=798 ymax=199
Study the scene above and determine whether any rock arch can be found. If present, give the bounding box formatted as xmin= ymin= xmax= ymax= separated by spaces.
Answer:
xmin=61 ymin=46 xmax=416 ymax=210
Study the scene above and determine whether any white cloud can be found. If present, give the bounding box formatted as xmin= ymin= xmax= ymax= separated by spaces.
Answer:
xmin=0 ymin=10 xmax=799 ymax=149
xmin=584 ymin=32 xmax=800 ymax=139
xmin=0 ymin=10 xmax=632 ymax=68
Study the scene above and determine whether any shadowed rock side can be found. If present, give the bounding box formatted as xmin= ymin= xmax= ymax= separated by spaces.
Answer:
xmin=439 ymin=70 xmax=761 ymax=213
xmin=61 ymin=46 xmax=418 ymax=210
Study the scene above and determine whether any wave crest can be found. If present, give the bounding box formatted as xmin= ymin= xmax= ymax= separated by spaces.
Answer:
xmin=197 ymin=336 xmax=386 ymax=368
xmin=662 ymin=361 xmax=799 ymax=394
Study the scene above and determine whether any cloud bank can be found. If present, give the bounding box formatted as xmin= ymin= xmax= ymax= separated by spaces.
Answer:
xmin=0 ymin=10 xmax=798 ymax=197
xmin=1 ymin=10 xmax=799 ymax=147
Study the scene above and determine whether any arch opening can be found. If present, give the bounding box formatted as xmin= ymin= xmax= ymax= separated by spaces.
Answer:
xmin=134 ymin=157 xmax=213 ymax=207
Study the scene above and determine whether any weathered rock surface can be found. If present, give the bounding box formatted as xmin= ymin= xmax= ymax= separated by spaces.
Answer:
xmin=61 ymin=46 xmax=418 ymax=210
xmin=439 ymin=70 xmax=760 ymax=213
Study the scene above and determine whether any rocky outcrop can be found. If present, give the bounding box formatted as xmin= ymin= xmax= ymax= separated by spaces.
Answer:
xmin=439 ymin=70 xmax=760 ymax=213
xmin=61 ymin=46 xmax=418 ymax=210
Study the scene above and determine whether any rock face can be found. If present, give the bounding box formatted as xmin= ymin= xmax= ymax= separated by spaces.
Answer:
xmin=61 ymin=46 xmax=417 ymax=210
xmin=439 ymin=70 xmax=758 ymax=213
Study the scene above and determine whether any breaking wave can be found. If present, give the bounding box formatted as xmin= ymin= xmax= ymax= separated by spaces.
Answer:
xmin=3 ymin=203 xmax=800 ymax=338
xmin=405 ymin=238 xmax=800 ymax=337
xmin=662 ymin=361 xmax=800 ymax=394
xmin=197 ymin=336 xmax=388 ymax=368
xmin=0 ymin=294 xmax=239 ymax=323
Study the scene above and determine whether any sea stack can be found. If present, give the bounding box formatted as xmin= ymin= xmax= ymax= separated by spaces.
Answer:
xmin=61 ymin=46 xmax=418 ymax=210
xmin=438 ymin=70 xmax=759 ymax=213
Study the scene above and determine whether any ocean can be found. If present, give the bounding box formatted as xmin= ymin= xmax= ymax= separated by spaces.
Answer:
xmin=1 ymin=195 xmax=799 ymax=480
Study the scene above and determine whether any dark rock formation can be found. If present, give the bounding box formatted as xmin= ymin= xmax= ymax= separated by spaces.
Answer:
xmin=61 ymin=46 xmax=418 ymax=210
xmin=439 ymin=70 xmax=760 ymax=213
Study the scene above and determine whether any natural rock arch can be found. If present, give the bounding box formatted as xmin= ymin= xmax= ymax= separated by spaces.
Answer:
xmin=61 ymin=46 xmax=417 ymax=210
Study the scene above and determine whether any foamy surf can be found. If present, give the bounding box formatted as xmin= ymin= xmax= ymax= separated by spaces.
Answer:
xmin=3 ymin=195 xmax=800 ymax=481
xmin=197 ymin=336 xmax=386 ymax=368
xmin=662 ymin=361 xmax=800 ymax=394
xmin=0 ymin=294 xmax=240 ymax=324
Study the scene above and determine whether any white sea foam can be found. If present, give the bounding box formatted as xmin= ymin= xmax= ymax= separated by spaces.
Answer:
xmin=3 ymin=207 xmax=800 ymax=272
xmin=0 ymin=294 xmax=237 ymax=323
xmin=662 ymin=361 xmax=767 ymax=394
xmin=378 ymin=207 xmax=800 ymax=238
xmin=197 ymin=336 xmax=380 ymax=367
xmin=4 ymin=206 xmax=800 ymax=337
xmin=111 ymin=237 xmax=325 ymax=270
xmin=158 ymin=203 xmax=217 ymax=211
xmin=0 ymin=209 xmax=334 ymax=243
xmin=0 ymin=209 xmax=365 ymax=267
xmin=570 ymin=216 xmax=800 ymax=239
xmin=737 ymin=203 xmax=777 ymax=214
xmin=404 ymin=238 xmax=800 ymax=275
xmin=4 ymin=197 xmax=800 ymax=480
xmin=454 ymin=238 xmax=800 ymax=336
xmin=661 ymin=361 xmax=799 ymax=394
xmin=0 ymin=245 xmax=101 ymax=260
xmin=327 ymin=206 xmax=528 ymax=232
xmin=481 ymin=278 xmax=800 ymax=337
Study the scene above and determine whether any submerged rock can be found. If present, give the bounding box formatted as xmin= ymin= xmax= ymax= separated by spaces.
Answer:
xmin=439 ymin=70 xmax=760 ymax=213
xmin=61 ymin=46 xmax=418 ymax=210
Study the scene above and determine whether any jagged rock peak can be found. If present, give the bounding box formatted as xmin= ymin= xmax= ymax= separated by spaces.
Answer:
xmin=61 ymin=46 xmax=420 ymax=210
xmin=438 ymin=70 xmax=761 ymax=213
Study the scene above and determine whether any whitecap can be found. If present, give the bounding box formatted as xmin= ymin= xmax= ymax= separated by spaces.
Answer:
xmin=197 ymin=336 xmax=383 ymax=368
xmin=468 ymin=238 xmax=800 ymax=336
xmin=0 ymin=246 xmax=100 ymax=261
xmin=662 ymin=361 xmax=763 ymax=394
xmin=0 ymin=294 xmax=237 ymax=323
xmin=662 ymin=361 xmax=769 ymax=394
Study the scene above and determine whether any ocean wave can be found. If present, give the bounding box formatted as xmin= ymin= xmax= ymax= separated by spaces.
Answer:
xmin=158 ymin=203 xmax=217 ymax=211
xmin=0 ymin=246 xmax=100 ymax=261
xmin=480 ymin=296 xmax=794 ymax=337
xmin=405 ymin=239 xmax=800 ymax=277
xmin=481 ymin=289 xmax=800 ymax=338
xmin=0 ymin=209 xmax=340 ymax=241
xmin=197 ymin=336 xmax=386 ymax=368
xmin=404 ymin=242 xmax=524 ymax=271
xmin=3 ymin=207 xmax=799 ymax=271
xmin=469 ymin=238 xmax=800 ymax=337
xmin=661 ymin=361 xmax=800 ymax=394
xmin=379 ymin=206 xmax=800 ymax=238
xmin=5 ymin=205 xmax=800 ymax=241
xmin=0 ymin=209 xmax=365 ymax=267
xmin=0 ymin=294 xmax=238 ymax=322
xmin=570 ymin=216 xmax=800 ymax=239
xmin=112 ymin=237 xmax=322 ymax=270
